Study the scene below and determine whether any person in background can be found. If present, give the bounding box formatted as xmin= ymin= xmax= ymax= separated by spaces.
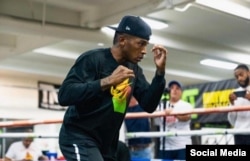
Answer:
xmin=58 ymin=15 xmax=167 ymax=161
xmin=4 ymin=129 xmax=46 ymax=161
xmin=38 ymin=155 xmax=49 ymax=161
xmin=155 ymin=80 xmax=193 ymax=160
xmin=125 ymin=96 xmax=153 ymax=160
xmin=228 ymin=64 xmax=250 ymax=145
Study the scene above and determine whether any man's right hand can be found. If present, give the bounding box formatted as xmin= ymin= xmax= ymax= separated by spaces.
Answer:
xmin=229 ymin=92 xmax=237 ymax=105
xmin=101 ymin=65 xmax=135 ymax=91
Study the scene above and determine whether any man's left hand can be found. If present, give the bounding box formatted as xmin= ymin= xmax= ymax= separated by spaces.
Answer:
xmin=152 ymin=44 xmax=168 ymax=75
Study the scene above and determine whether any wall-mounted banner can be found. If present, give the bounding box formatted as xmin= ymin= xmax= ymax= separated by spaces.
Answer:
xmin=182 ymin=78 xmax=238 ymax=126
xmin=38 ymin=81 xmax=68 ymax=111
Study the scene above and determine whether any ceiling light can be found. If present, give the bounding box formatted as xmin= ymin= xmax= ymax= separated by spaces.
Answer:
xmin=34 ymin=47 xmax=79 ymax=59
xmin=102 ymin=16 xmax=168 ymax=33
xmin=174 ymin=3 xmax=193 ymax=12
xmin=143 ymin=66 xmax=221 ymax=81
xmin=196 ymin=0 xmax=250 ymax=20
xmin=200 ymin=59 xmax=238 ymax=70
xmin=141 ymin=17 xmax=168 ymax=30
xmin=97 ymin=43 xmax=104 ymax=46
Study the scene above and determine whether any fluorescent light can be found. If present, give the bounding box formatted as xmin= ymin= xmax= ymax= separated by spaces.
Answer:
xmin=101 ymin=26 xmax=116 ymax=37
xmin=102 ymin=16 xmax=168 ymax=32
xmin=141 ymin=17 xmax=168 ymax=30
xmin=97 ymin=43 xmax=104 ymax=46
xmin=174 ymin=3 xmax=193 ymax=12
xmin=200 ymin=59 xmax=237 ymax=70
xmin=196 ymin=0 xmax=250 ymax=20
xmin=34 ymin=47 xmax=79 ymax=59
xmin=143 ymin=66 xmax=221 ymax=81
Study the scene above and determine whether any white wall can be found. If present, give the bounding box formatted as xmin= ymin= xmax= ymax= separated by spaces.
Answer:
xmin=0 ymin=73 xmax=65 ymax=119
xmin=0 ymin=73 xmax=64 ymax=157
xmin=0 ymin=77 xmax=38 ymax=109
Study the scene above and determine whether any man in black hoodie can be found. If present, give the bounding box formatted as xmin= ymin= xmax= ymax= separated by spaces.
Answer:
xmin=58 ymin=15 xmax=168 ymax=161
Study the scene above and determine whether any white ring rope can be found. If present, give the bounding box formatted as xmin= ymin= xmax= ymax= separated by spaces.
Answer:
xmin=126 ymin=129 xmax=250 ymax=139
xmin=0 ymin=129 xmax=250 ymax=139
xmin=0 ymin=133 xmax=59 ymax=138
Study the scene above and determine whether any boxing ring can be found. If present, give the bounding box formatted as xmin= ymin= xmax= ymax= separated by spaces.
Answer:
xmin=1 ymin=105 xmax=250 ymax=161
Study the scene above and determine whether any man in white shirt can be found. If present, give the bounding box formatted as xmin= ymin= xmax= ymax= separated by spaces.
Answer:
xmin=155 ymin=80 xmax=193 ymax=160
xmin=228 ymin=64 xmax=250 ymax=145
xmin=4 ymin=129 xmax=46 ymax=161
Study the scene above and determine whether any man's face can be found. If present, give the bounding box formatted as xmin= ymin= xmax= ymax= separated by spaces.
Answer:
xmin=22 ymin=137 xmax=33 ymax=148
xmin=234 ymin=68 xmax=250 ymax=88
xmin=121 ymin=34 xmax=149 ymax=64
xmin=169 ymin=84 xmax=182 ymax=101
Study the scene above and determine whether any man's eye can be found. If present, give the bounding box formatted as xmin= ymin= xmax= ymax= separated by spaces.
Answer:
xmin=138 ymin=41 xmax=146 ymax=47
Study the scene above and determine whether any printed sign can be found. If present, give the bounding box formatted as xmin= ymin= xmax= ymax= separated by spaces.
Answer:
xmin=38 ymin=81 xmax=68 ymax=110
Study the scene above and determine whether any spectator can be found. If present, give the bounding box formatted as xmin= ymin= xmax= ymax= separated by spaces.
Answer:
xmin=155 ymin=80 xmax=193 ymax=160
xmin=125 ymin=96 xmax=153 ymax=160
xmin=38 ymin=155 xmax=49 ymax=161
xmin=228 ymin=64 xmax=250 ymax=145
xmin=4 ymin=129 xmax=45 ymax=161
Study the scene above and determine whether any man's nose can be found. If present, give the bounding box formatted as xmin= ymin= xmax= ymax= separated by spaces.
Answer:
xmin=141 ymin=47 xmax=147 ymax=55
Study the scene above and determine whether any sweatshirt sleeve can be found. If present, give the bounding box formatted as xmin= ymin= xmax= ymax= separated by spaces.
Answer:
xmin=133 ymin=66 xmax=166 ymax=113
xmin=58 ymin=54 xmax=101 ymax=106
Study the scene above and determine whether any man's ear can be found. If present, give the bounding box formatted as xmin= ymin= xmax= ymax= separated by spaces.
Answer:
xmin=119 ymin=35 xmax=126 ymax=46
xmin=120 ymin=41 xmax=125 ymax=46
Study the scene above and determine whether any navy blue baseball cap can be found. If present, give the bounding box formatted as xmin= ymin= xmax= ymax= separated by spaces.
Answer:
xmin=108 ymin=15 xmax=152 ymax=40
xmin=168 ymin=80 xmax=182 ymax=89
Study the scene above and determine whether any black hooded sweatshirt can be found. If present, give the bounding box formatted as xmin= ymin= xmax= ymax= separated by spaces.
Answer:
xmin=58 ymin=48 xmax=165 ymax=161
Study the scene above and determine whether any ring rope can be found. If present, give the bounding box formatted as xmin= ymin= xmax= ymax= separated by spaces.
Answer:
xmin=0 ymin=119 xmax=62 ymax=128
xmin=125 ymin=105 xmax=250 ymax=119
xmin=126 ymin=129 xmax=250 ymax=139
xmin=0 ymin=129 xmax=250 ymax=138
xmin=0 ymin=105 xmax=250 ymax=128
xmin=0 ymin=133 xmax=59 ymax=138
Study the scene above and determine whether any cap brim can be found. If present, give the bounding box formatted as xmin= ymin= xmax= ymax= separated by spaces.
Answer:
xmin=107 ymin=26 xmax=118 ymax=31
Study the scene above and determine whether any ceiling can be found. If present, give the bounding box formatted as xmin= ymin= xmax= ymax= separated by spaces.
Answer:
xmin=0 ymin=0 xmax=250 ymax=87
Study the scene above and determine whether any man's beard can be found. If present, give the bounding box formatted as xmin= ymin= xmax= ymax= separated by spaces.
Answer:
xmin=239 ymin=77 xmax=249 ymax=88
